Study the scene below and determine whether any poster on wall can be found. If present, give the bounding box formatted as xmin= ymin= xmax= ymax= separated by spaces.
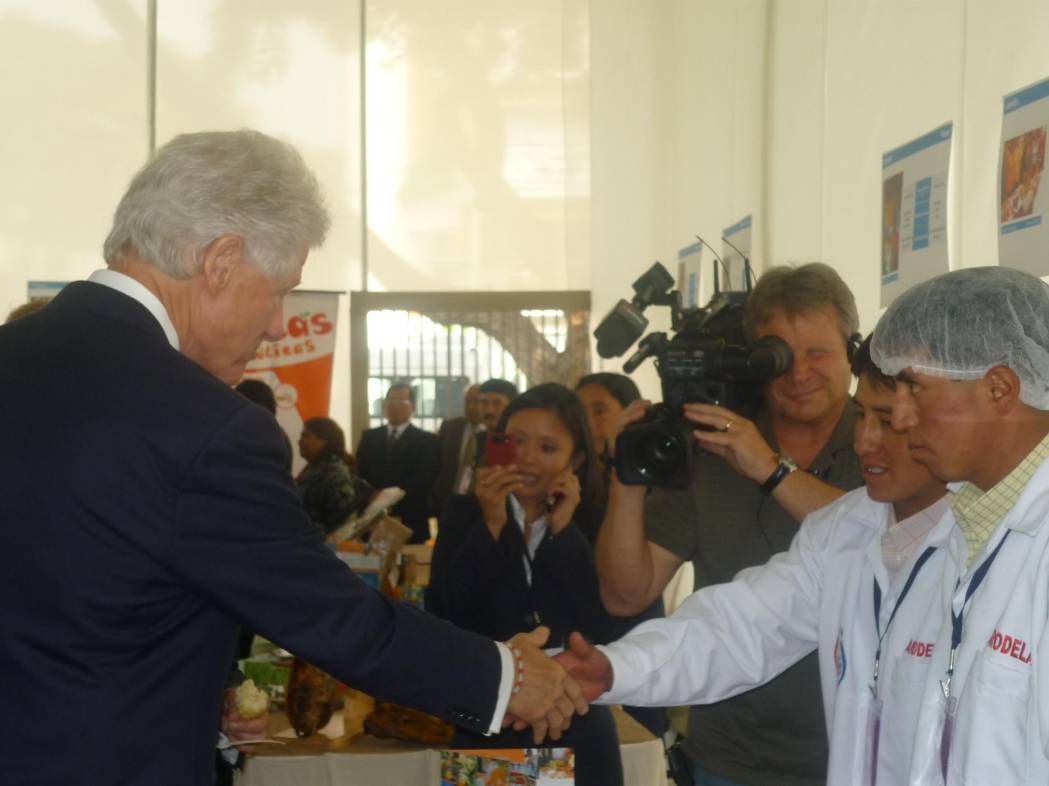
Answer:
xmin=999 ymin=76 xmax=1049 ymax=276
xmin=677 ymin=240 xmax=704 ymax=307
xmin=721 ymin=215 xmax=752 ymax=292
xmin=243 ymin=290 xmax=340 ymax=474
xmin=26 ymin=281 xmax=68 ymax=302
xmin=880 ymin=122 xmax=952 ymax=307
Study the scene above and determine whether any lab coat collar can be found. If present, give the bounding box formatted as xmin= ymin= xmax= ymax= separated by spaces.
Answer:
xmin=995 ymin=452 xmax=1049 ymax=537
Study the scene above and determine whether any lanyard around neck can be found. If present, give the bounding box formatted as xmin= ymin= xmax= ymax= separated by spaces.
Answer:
xmin=941 ymin=530 xmax=1011 ymax=700
xmin=871 ymin=545 xmax=937 ymax=696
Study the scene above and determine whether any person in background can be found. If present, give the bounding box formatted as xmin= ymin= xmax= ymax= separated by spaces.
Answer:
xmin=575 ymin=372 xmax=642 ymax=499
xmin=425 ymin=378 xmax=518 ymax=613
xmin=479 ymin=378 xmax=519 ymax=432
xmin=5 ymin=299 xmax=48 ymax=323
xmin=431 ymin=383 xmax=622 ymax=786
xmin=556 ymin=335 xmax=950 ymax=785
xmin=574 ymin=371 xmax=666 ymax=738
xmin=297 ymin=416 xmax=367 ymax=535
xmin=432 ymin=383 xmax=484 ymax=514
xmin=355 ymin=382 xmax=440 ymax=543
xmin=595 ymin=263 xmax=865 ymax=785
xmin=236 ymin=378 xmax=293 ymax=472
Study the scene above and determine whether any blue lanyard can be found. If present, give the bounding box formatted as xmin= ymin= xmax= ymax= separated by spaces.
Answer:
xmin=941 ymin=531 xmax=1011 ymax=699
xmin=871 ymin=546 xmax=937 ymax=696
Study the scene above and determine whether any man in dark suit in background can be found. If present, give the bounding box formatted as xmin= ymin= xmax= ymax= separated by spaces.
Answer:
xmin=0 ymin=129 xmax=583 ymax=786
xmin=432 ymin=382 xmax=483 ymax=514
xmin=356 ymin=382 xmax=440 ymax=543
xmin=479 ymin=378 xmax=518 ymax=432
xmin=471 ymin=377 xmax=519 ymax=478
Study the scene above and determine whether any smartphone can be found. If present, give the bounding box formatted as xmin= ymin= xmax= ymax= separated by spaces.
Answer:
xmin=484 ymin=432 xmax=516 ymax=466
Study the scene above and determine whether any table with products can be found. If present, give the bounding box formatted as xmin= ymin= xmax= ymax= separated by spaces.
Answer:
xmin=240 ymin=704 xmax=667 ymax=786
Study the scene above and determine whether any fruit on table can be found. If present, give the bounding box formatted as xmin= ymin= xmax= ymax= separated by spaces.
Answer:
xmin=236 ymin=679 xmax=270 ymax=720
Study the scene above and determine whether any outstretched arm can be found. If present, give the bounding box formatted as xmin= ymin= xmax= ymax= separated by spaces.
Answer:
xmin=593 ymin=400 xmax=684 ymax=616
xmin=554 ymin=632 xmax=614 ymax=702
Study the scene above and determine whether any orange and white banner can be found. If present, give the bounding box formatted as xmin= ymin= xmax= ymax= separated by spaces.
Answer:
xmin=243 ymin=291 xmax=340 ymax=469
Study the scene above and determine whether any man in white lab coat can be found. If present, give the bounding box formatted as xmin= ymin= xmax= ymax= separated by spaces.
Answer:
xmin=557 ymin=334 xmax=949 ymax=785
xmin=561 ymin=266 xmax=1049 ymax=785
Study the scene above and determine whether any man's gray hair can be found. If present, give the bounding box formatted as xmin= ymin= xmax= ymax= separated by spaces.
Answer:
xmin=103 ymin=129 xmax=330 ymax=278
xmin=743 ymin=262 xmax=860 ymax=343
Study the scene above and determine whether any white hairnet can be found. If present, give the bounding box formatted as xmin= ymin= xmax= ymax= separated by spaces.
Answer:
xmin=871 ymin=266 xmax=1049 ymax=409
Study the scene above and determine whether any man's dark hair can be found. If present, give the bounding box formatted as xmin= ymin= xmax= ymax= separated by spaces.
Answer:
xmin=386 ymin=381 xmax=415 ymax=406
xmin=235 ymin=379 xmax=278 ymax=415
xmin=851 ymin=334 xmax=895 ymax=390
xmin=575 ymin=372 xmax=641 ymax=408
xmin=479 ymin=378 xmax=518 ymax=400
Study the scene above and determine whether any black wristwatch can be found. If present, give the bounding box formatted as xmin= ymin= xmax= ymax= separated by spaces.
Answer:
xmin=761 ymin=455 xmax=799 ymax=495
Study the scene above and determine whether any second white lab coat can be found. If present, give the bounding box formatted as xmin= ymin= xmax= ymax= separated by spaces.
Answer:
xmin=601 ymin=462 xmax=1049 ymax=785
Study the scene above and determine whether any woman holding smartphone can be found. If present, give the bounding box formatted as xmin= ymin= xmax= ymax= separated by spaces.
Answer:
xmin=430 ymin=383 xmax=622 ymax=786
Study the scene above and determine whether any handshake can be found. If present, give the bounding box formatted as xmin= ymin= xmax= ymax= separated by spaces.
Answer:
xmin=503 ymin=627 xmax=616 ymax=744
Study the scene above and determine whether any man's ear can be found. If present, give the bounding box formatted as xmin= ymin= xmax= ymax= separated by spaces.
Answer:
xmin=985 ymin=365 xmax=1021 ymax=413
xmin=200 ymin=234 xmax=245 ymax=294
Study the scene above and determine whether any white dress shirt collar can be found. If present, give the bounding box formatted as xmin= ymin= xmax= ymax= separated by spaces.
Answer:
xmin=881 ymin=494 xmax=952 ymax=582
xmin=508 ymin=494 xmax=549 ymax=587
xmin=87 ymin=269 xmax=180 ymax=350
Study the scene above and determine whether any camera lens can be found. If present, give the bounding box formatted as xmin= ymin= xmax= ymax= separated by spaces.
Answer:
xmin=634 ymin=431 xmax=683 ymax=480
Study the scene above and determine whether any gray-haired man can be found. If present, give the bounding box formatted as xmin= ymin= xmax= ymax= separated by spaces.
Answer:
xmin=0 ymin=129 xmax=583 ymax=786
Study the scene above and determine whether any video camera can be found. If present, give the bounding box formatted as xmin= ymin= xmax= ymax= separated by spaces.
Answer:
xmin=593 ymin=257 xmax=792 ymax=488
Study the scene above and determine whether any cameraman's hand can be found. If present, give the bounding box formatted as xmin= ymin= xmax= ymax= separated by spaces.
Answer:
xmin=683 ymin=403 xmax=778 ymax=484
xmin=476 ymin=465 xmax=524 ymax=539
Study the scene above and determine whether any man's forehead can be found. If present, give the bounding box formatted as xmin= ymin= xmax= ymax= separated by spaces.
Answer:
xmin=854 ymin=376 xmax=894 ymax=409
xmin=759 ymin=303 xmax=839 ymax=325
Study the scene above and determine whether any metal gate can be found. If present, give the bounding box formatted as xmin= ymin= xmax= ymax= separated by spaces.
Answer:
xmin=349 ymin=291 xmax=591 ymax=438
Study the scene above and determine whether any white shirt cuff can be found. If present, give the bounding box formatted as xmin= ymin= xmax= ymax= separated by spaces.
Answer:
xmin=593 ymin=643 xmax=633 ymax=704
xmin=487 ymin=641 xmax=515 ymax=734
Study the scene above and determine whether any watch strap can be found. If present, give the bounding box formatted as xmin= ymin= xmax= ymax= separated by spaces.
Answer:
xmin=761 ymin=456 xmax=798 ymax=495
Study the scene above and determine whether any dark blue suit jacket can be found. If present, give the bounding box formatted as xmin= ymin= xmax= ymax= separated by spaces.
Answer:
xmin=355 ymin=422 xmax=439 ymax=543
xmin=0 ymin=282 xmax=501 ymax=785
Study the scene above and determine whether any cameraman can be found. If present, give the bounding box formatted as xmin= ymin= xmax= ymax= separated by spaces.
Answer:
xmin=595 ymin=263 xmax=863 ymax=786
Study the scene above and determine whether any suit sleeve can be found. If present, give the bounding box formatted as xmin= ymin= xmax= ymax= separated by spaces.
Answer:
xmin=167 ymin=404 xmax=502 ymax=733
